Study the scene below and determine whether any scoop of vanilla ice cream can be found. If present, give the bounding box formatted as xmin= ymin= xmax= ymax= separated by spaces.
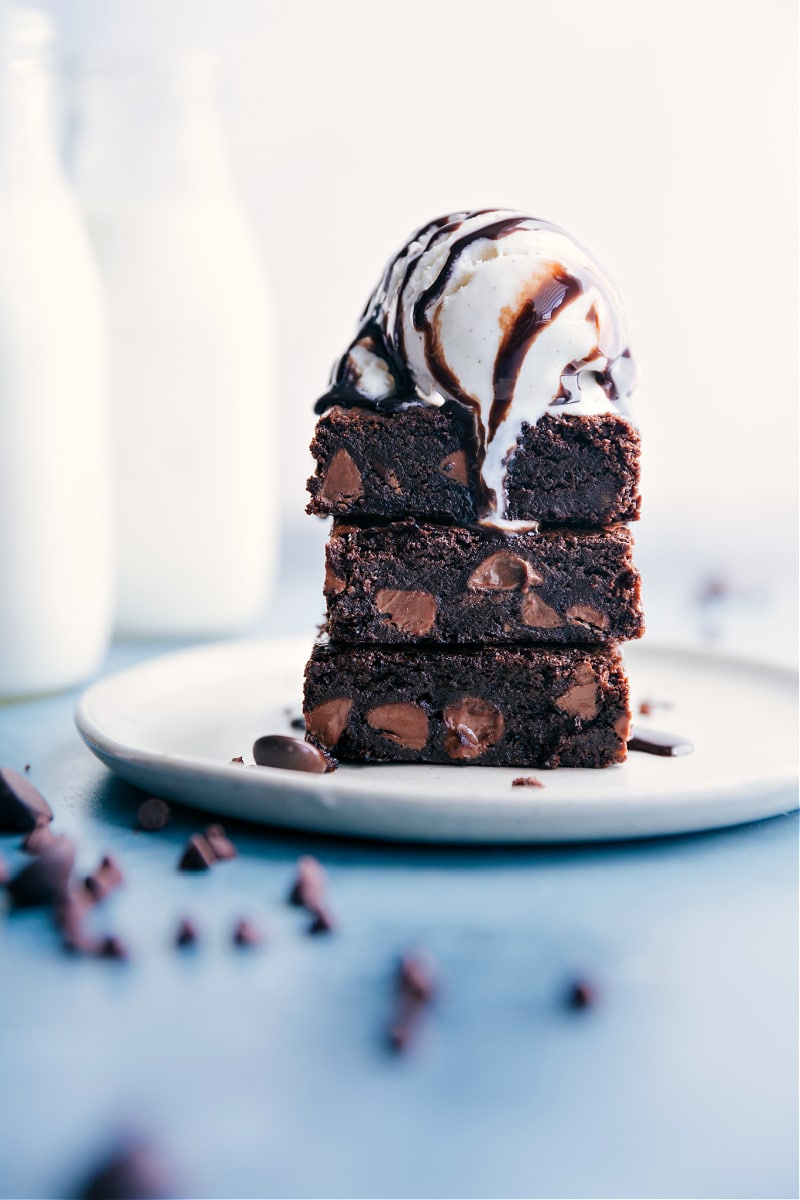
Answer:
xmin=319 ymin=210 xmax=637 ymax=526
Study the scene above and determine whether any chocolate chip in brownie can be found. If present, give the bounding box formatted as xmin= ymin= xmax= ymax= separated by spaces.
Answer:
xmin=375 ymin=588 xmax=437 ymax=635
xmin=555 ymin=664 xmax=599 ymax=720
xmin=520 ymin=591 xmax=563 ymax=628
xmin=443 ymin=697 xmax=505 ymax=760
xmin=437 ymin=449 xmax=469 ymax=485
xmin=304 ymin=699 xmax=353 ymax=748
xmin=324 ymin=562 xmax=347 ymax=595
xmin=566 ymin=604 xmax=609 ymax=631
xmin=177 ymin=835 xmax=215 ymax=872
xmin=320 ymin=448 xmax=363 ymax=506
xmin=467 ymin=552 xmax=541 ymax=592
xmin=136 ymin=797 xmax=171 ymax=832
xmin=252 ymin=734 xmax=329 ymax=773
xmin=366 ymin=702 xmax=429 ymax=750
xmin=0 ymin=766 xmax=53 ymax=832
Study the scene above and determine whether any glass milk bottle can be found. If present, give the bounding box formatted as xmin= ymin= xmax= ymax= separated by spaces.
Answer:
xmin=0 ymin=7 xmax=112 ymax=698
xmin=69 ymin=53 xmax=277 ymax=637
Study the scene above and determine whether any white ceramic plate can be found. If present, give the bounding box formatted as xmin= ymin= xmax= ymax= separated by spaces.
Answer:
xmin=75 ymin=636 xmax=798 ymax=843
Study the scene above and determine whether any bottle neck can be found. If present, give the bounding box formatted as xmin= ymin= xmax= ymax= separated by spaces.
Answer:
xmin=0 ymin=57 xmax=64 ymax=190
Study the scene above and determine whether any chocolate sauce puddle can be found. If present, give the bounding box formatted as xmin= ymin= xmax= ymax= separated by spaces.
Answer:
xmin=627 ymin=726 xmax=694 ymax=757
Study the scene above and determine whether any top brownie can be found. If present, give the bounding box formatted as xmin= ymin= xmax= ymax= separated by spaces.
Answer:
xmin=307 ymin=404 xmax=640 ymax=527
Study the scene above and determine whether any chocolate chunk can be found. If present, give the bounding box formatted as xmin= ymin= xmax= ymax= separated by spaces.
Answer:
xmin=437 ymin=449 xmax=469 ymax=486
xmin=511 ymin=776 xmax=544 ymax=788
xmin=289 ymin=716 xmax=306 ymax=731
xmin=177 ymin=835 xmax=215 ymax=872
xmin=84 ymin=855 xmax=124 ymax=902
xmin=319 ymin=448 xmax=363 ymax=505
xmin=467 ymin=552 xmax=541 ymax=592
xmin=555 ymin=664 xmax=599 ymax=720
xmin=566 ymin=604 xmax=609 ymax=631
xmin=0 ymin=766 xmax=52 ymax=832
xmin=97 ymin=935 xmax=129 ymax=961
xmin=566 ymin=978 xmax=597 ymax=1010
xmin=443 ymin=697 xmax=505 ymax=760
xmin=76 ymin=1142 xmax=173 ymax=1200
xmin=56 ymin=891 xmax=96 ymax=954
xmin=176 ymin=918 xmax=199 ymax=947
xmin=7 ymin=838 xmax=75 ymax=908
xmin=252 ymin=734 xmax=329 ymax=773
xmin=304 ymin=699 xmax=352 ymax=748
xmin=388 ymin=952 xmax=437 ymax=1052
xmin=324 ymin=562 xmax=347 ymax=595
xmin=308 ymin=907 xmax=335 ymax=935
xmin=288 ymin=855 xmax=326 ymax=909
xmin=136 ymin=797 xmax=171 ymax=832
xmin=520 ymin=591 xmax=563 ymax=628
xmin=614 ymin=711 xmax=632 ymax=741
xmin=21 ymin=817 xmax=58 ymax=855
xmin=204 ymin=824 xmax=237 ymax=861
xmin=233 ymin=918 xmax=262 ymax=947
xmin=375 ymin=588 xmax=437 ymax=635
xmin=366 ymin=702 xmax=429 ymax=750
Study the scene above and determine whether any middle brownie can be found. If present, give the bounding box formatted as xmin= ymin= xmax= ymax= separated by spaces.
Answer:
xmin=325 ymin=520 xmax=643 ymax=646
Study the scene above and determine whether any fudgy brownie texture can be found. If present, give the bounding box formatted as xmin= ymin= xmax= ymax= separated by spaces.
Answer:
xmin=325 ymin=521 xmax=644 ymax=645
xmin=304 ymin=642 xmax=630 ymax=768
xmin=307 ymin=404 xmax=641 ymax=526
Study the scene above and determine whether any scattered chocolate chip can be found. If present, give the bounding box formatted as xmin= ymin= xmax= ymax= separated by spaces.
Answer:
xmin=308 ymin=907 xmax=335 ymax=935
xmin=7 ymin=838 xmax=75 ymax=908
xmin=204 ymin=824 xmax=237 ymax=861
xmin=638 ymin=701 xmax=652 ymax=716
xmin=511 ymin=776 xmax=544 ymax=788
xmin=637 ymin=698 xmax=673 ymax=716
xmin=289 ymin=716 xmax=306 ymax=731
xmin=23 ymin=763 xmax=31 ymax=773
xmin=288 ymin=856 xmax=326 ymax=909
xmin=229 ymin=755 xmax=245 ymax=765
xmin=232 ymin=918 xmax=262 ymax=947
xmin=56 ymin=891 xmax=96 ymax=954
xmin=0 ymin=852 xmax=8 ymax=886
xmin=84 ymin=855 xmax=124 ymax=903
xmin=697 ymin=576 xmax=729 ymax=605
xmin=375 ymin=588 xmax=437 ymax=636
xmin=304 ymin=698 xmax=352 ymax=749
xmin=75 ymin=1141 xmax=173 ymax=1200
xmin=136 ymin=797 xmax=171 ymax=832
xmin=443 ymin=697 xmax=505 ymax=760
xmin=566 ymin=978 xmax=597 ymax=1010
xmin=0 ymin=766 xmax=53 ymax=832
xmin=97 ymin=935 xmax=129 ymax=961
xmin=252 ymin=734 xmax=329 ymax=773
xmin=388 ymin=952 xmax=437 ymax=1052
xmin=177 ymin=835 xmax=215 ymax=872
xmin=175 ymin=918 xmax=198 ymax=948
xmin=366 ymin=702 xmax=429 ymax=750
xmin=21 ymin=817 xmax=58 ymax=855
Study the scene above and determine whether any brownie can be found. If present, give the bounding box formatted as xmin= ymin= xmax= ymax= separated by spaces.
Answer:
xmin=325 ymin=521 xmax=644 ymax=645
xmin=307 ymin=404 xmax=640 ymax=526
xmin=303 ymin=642 xmax=630 ymax=768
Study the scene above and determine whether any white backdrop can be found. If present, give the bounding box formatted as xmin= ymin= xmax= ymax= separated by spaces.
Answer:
xmin=45 ymin=0 xmax=798 ymax=534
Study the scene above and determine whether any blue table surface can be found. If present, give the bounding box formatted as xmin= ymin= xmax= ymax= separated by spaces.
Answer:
xmin=1 ymin=517 xmax=798 ymax=1200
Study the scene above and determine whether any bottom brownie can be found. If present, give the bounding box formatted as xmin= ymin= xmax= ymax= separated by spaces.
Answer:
xmin=303 ymin=642 xmax=631 ymax=768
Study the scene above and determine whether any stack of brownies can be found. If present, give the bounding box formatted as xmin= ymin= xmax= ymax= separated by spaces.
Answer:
xmin=302 ymin=209 xmax=643 ymax=769
xmin=303 ymin=403 xmax=643 ymax=769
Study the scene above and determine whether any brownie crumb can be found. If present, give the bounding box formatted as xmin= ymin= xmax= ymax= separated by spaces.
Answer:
xmin=0 ymin=766 xmax=53 ymax=832
xmin=288 ymin=855 xmax=326 ymax=909
xmin=566 ymin=978 xmax=597 ymax=1010
xmin=232 ymin=918 xmax=262 ymax=948
xmin=637 ymin=698 xmax=673 ymax=716
xmin=136 ymin=797 xmax=171 ymax=832
xmin=177 ymin=835 xmax=215 ymax=872
xmin=97 ymin=935 xmax=129 ymax=961
xmin=511 ymin=776 xmax=544 ymax=788
xmin=75 ymin=1141 xmax=173 ymax=1200
xmin=204 ymin=824 xmax=237 ymax=861
xmin=21 ymin=817 xmax=58 ymax=855
xmin=175 ymin=918 xmax=198 ymax=948
xmin=388 ymin=951 xmax=437 ymax=1052
xmin=229 ymin=755 xmax=245 ymax=765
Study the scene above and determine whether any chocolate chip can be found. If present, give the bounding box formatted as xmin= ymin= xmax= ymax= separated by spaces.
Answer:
xmin=21 ymin=817 xmax=58 ymax=855
xmin=366 ymin=702 xmax=429 ymax=750
xmin=56 ymin=891 xmax=96 ymax=954
xmin=438 ymin=449 xmax=469 ymax=486
xmin=0 ymin=852 xmax=9 ymax=886
xmin=0 ymin=766 xmax=53 ymax=832
xmin=369 ymin=455 xmax=400 ymax=491
xmin=289 ymin=716 xmax=306 ymax=731
xmin=319 ymin=448 xmax=363 ymax=506
xmin=136 ymin=797 xmax=171 ymax=832
xmin=467 ymin=552 xmax=541 ymax=592
xmin=566 ymin=604 xmax=609 ymax=631
xmin=638 ymin=698 xmax=673 ymax=715
xmin=289 ymin=856 xmax=326 ymax=909
xmin=176 ymin=918 xmax=199 ymax=947
xmin=388 ymin=952 xmax=437 ymax=1052
xmin=308 ymin=907 xmax=335 ymax=935
xmin=566 ymin=978 xmax=597 ymax=1010
xmin=233 ymin=918 xmax=262 ymax=947
xmin=324 ymin=561 xmax=346 ymax=595
xmin=76 ymin=1141 xmax=174 ymax=1200
xmin=252 ymin=734 xmax=329 ymax=773
xmin=229 ymin=755 xmax=245 ymax=765
xmin=97 ymin=935 xmax=129 ymax=961
xmin=204 ymin=824 xmax=237 ymax=861
xmin=7 ymin=838 xmax=75 ymax=908
xmin=84 ymin=855 xmax=124 ymax=902
xmin=375 ymin=588 xmax=437 ymax=636
xmin=303 ymin=699 xmax=352 ymax=749
xmin=443 ymin=697 xmax=505 ymax=760
xmin=177 ymin=835 xmax=215 ymax=872
xmin=520 ymin=591 xmax=563 ymax=628
xmin=511 ymin=776 xmax=544 ymax=788
xmin=555 ymin=664 xmax=599 ymax=720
